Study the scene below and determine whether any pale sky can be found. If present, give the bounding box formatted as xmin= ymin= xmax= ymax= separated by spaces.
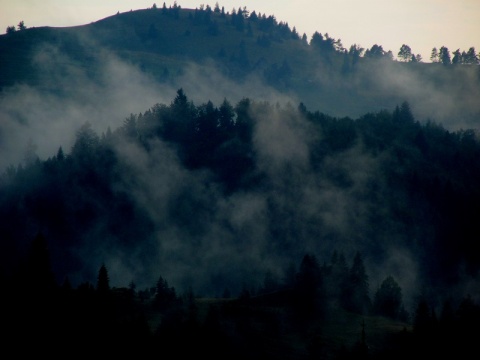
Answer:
xmin=1 ymin=0 xmax=479 ymax=61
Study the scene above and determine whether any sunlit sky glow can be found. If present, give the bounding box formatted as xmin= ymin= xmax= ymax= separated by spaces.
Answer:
xmin=1 ymin=1 xmax=479 ymax=61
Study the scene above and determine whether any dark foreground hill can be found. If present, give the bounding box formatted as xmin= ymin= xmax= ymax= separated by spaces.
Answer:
xmin=2 ymin=247 xmax=479 ymax=359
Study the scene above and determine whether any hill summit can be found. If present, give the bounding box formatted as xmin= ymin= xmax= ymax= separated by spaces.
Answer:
xmin=1 ymin=3 xmax=479 ymax=130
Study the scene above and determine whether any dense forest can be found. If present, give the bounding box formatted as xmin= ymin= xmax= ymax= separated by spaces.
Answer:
xmin=1 ymin=3 xmax=480 ymax=358
xmin=2 ymin=89 xmax=480 ymax=295
xmin=2 ymin=230 xmax=479 ymax=358
xmin=1 ymin=90 xmax=480 ymax=357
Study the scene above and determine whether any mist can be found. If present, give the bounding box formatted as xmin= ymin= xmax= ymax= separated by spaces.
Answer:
xmin=0 ymin=47 xmax=173 ymax=170
xmin=0 ymin=41 xmax=307 ymax=294
xmin=302 ymin=55 xmax=480 ymax=132
xmin=1 ymin=36 xmax=478 ymax=310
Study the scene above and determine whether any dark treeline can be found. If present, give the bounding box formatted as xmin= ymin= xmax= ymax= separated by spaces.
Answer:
xmin=115 ymin=3 xmax=480 ymax=64
xmin=2 ymin=231 xmax=479 ymax=358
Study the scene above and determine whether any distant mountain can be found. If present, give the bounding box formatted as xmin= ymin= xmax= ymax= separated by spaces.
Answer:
xmin=1 ymin=5 xmax=479 ymax=130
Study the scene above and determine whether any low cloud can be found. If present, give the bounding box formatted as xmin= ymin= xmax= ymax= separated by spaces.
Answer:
xmin=2 ymin=37 xmax=475 ymax=305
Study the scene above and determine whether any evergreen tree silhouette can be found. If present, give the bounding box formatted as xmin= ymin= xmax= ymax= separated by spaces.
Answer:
xmin=344 ymin=252 xmax=371 ymax=314
xmin=373 ymin=275 xmax=404 ymax=319
xmin=413 ymin=298 xmax=433 ymax=335
xmin=153 ymin=275 xmax=178 ymax=311
xmin=328 ymin=250 xmax=349 ymax=304
xmin=96 ymin=263 xmax=110 ymax=293
xmin=293 ymin=253 xmax=323 ymax=317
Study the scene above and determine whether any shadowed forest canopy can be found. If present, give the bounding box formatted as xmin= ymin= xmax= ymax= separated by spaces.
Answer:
xmin=1 ymin=89 xmax=479 ymax=309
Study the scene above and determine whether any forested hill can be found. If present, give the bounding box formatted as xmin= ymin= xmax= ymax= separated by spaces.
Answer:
xmin=1 ymin=3 xmax=480 ymax=131
xmin=1 ymin=87 xmax=480 ymax=356
xmin=1 ymin=88 xmax=480 ymax=306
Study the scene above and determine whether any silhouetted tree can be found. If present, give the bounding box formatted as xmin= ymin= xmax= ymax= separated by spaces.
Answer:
xmin=218 ymin=97 xmax=235 ymax=137
xmin=153 ymin=275 xmax=178 ymax=311
xmin=413 ymin=298 xmax=434 ymax=335
xmin=430 ymin=47 xmax=439 ymax=63
xmin=96 ymin=263 xmax=110 ymax=293
xmin=348 ymin=44 xmax=364 ymax=71
xmin=452 ymin=49 xmax=462 ymax=64
xmin=302 ymin=33 xmax=308 ymax=43
xmin=343 ymin=252 xmax=371 ymax=314
xmin=56 ymin=146 xmax=65 ymax=161
xmin=372 ymin=275 xmax=405 ymax=319
xmin=365 ymin=44 xmax=387 ymax=59
xmin=393 ymin=101 xmax=415 ymax=124
xmin=413 ymin=53 xmax=423 ymax=62
xmin=234 ymin=97 xmax=254 ymax=143
xmin=398 ymin=44 xmax=412 ymax=62
xmin=439 ymin=46 xmax=451 ymax=64
xmin=189 ymin=100 xmax=219 ymax=167
xmin=17 ymin=21 xmax=26 ymax=31
xmin=310 ymin=31 xmax=341 ymax=54
xmin=293 ymin=253 xmax=323 ymax=316
xmin=326 ymin=250 xmax=349 ymax=303
xmin=463 ymin=47 xmax=479 ymax=64
xmin=161 ymin=88 xmax=196 ymax=144
xmin=120 ymin=114 xmax=138 ymax=141
xmin=71 ymin=121 xmax=100 ymax=163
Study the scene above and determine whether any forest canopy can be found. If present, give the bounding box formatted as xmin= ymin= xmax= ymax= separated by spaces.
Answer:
xmin=1 ymin=89 xmax=479 ymax=308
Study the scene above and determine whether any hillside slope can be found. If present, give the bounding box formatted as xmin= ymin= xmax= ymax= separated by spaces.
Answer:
xmin=1 ymin=6 xmax=479 ymax=129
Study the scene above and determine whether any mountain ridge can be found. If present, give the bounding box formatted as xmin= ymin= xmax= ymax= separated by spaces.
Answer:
xmin=1 ymin=6 xmax=479 ymax=130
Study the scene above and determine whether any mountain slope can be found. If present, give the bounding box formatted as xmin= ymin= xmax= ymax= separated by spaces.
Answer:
xmin=1 ymin=6 xmax=479 ymax=129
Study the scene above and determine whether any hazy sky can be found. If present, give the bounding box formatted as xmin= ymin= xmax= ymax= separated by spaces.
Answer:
xmin=1 ymin=0 xmax=479 ymax=61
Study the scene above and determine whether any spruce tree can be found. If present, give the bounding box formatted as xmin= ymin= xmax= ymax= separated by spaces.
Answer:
xmin=96 ymin=263 xmax=110 ymax=293
xmin=345 ymin=252 xmax=371 ymax=314
xmin=373 ymin=275 xmax=404 ymax=319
